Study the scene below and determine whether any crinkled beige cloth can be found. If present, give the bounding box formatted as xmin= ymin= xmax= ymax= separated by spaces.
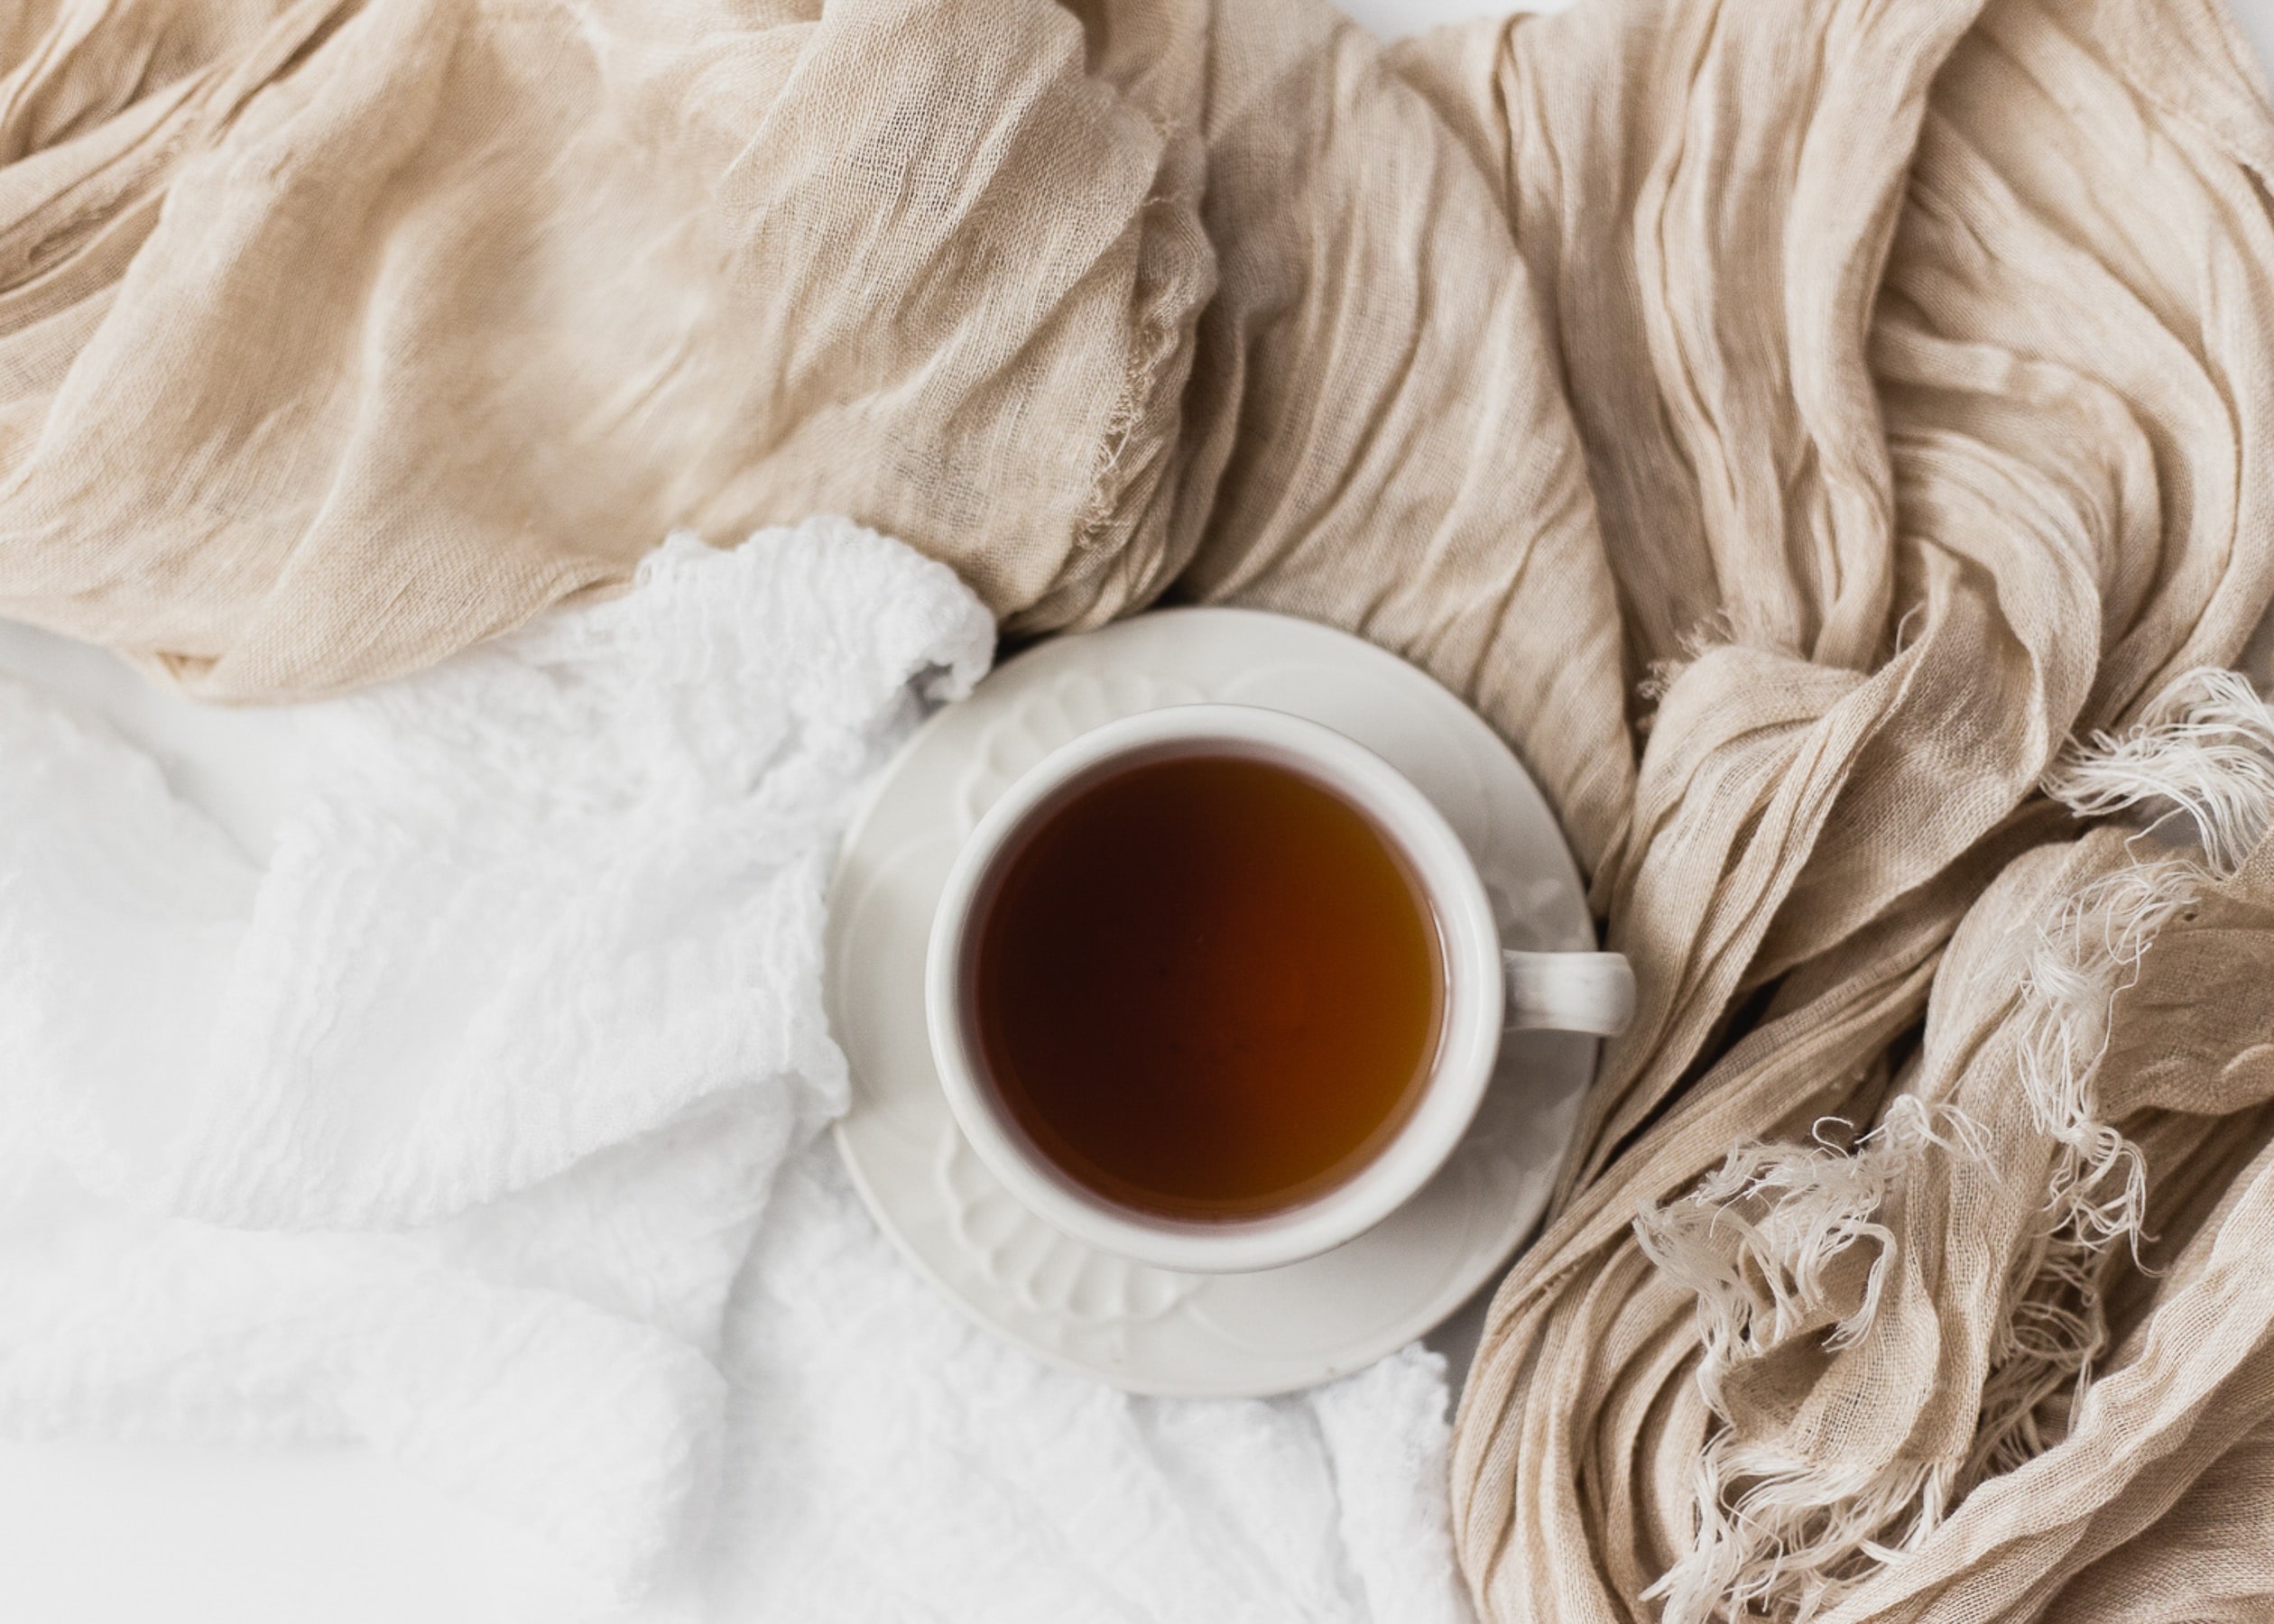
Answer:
xmin=7 ymin=0 xmax=2274 ymax=1619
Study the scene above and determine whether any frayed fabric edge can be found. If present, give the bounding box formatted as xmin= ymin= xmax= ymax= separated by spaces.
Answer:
xmin=1636 ymin=1099 xmax=1983 ymax=1624
xmin=1633 ymin=669 xmax=2274 ymax=1624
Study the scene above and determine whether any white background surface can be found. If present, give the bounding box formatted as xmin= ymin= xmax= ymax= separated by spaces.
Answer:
xmin=5 ymin=0 xmax=2274 ymax=1618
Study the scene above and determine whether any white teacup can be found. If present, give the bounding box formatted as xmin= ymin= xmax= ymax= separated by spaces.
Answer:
xmin=926 ymin=704 xmax=1632 ymax=1274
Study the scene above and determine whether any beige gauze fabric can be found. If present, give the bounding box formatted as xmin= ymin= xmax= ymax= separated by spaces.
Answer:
xmin=9 ymin=0 xmax=2274 ymax=1619
xmin=0 ymin=0 xmax=1220 ymax=691
xmin=0 ymin=0 xmax=1633 ymax=872
xmin=1401 ymin=1 xmax=2274 ymax=1620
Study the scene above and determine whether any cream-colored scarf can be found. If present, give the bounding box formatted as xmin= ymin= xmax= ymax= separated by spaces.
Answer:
xmin=5 ymin=0 xmax=2273 ymax=1617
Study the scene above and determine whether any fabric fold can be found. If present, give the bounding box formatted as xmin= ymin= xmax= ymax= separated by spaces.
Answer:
xmin=0 ymin=518 xmax=994 ymax=1594
xmin=1414 ymin=3 xmax=2274 ymax=1619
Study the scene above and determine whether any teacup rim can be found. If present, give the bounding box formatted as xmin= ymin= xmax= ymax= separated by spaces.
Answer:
xmin=923 ymin=702 xmax=1505 ymax=1275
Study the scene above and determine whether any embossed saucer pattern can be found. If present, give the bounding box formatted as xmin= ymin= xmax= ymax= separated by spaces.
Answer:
xmin=826 ymin=608 xmax=1597 ymax=1398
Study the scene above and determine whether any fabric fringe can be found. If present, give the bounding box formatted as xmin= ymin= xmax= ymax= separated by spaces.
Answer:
xmin=2043 ymin=668 xmax=2274 ymax=875
xmin=1637 ymin=1099 xmax=1980 ymax=1624
xmin=1965 ymin=857 xmax=2193 ymax=1488
xmin=1637 ymin=669 xmax=2274 ymax=1623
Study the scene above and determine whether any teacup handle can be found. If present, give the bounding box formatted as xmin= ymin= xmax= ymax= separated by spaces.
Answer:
xmin=1502 ymin=950 xmax=1634 ymax=1037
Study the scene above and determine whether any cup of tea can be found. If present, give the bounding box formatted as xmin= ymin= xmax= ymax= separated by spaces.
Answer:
xmin=925 ymin=704 xmax=1632 ymax=1274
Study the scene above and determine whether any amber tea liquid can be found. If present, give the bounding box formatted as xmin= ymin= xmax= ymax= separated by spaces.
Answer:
xmin=971 ymin=752 xmax=1445 ymax=1219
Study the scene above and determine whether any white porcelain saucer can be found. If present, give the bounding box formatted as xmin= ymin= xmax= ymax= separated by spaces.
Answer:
xmin=825 ymin=608 xmax=1597 ymax=1398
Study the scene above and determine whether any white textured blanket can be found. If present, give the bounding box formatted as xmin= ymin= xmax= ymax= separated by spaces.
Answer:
xmin=0 ymin=518 xmax=1467 ymax=1619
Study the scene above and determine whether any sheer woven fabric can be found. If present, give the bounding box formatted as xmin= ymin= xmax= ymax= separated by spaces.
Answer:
xmin=1401 ymin=5 xmax=2274 ymax=1619
xmin=5 ymin=0 xmax=2274 ymax=1618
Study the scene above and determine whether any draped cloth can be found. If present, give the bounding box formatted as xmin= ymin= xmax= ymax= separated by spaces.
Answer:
xmin=5 ymin=0 xmax=2274 ymax=1618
